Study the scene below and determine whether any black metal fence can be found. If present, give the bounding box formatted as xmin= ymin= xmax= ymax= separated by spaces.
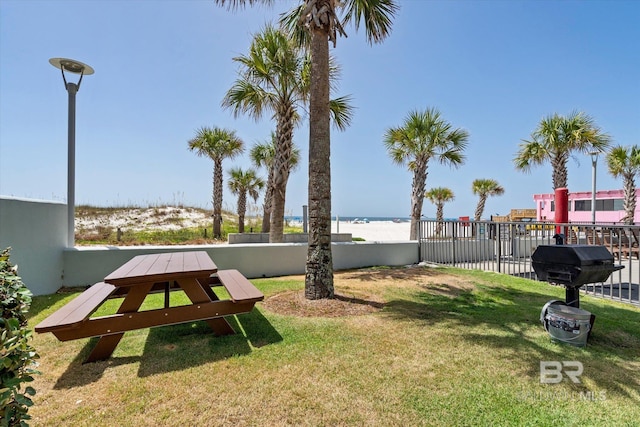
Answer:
xmin=418 ymin=219 xmax=639 ymax=306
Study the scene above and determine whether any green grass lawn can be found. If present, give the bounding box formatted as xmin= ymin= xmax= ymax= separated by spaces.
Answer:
xmin=27 ymin=267 xmax=639 ymax=426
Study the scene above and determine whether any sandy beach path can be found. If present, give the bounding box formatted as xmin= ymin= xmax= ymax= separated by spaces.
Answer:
xmin=331 ymin=220 xmax=412 ymax=242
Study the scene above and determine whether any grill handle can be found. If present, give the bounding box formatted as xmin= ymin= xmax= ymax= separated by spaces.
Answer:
xmin=545 ymin=269 xmax=574 ymax=283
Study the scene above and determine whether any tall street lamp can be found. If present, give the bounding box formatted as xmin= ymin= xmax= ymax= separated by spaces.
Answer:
xmin=49 ymin=58 xmax=94 ymax=247
xmin=590 ymin=151 xmax=599 ymax=224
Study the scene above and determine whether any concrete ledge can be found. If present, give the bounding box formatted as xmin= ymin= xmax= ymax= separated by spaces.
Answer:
xmin=228 ymin=233 xmax=352 ymax=244
xmin=62 ymin=241 xmax=419 ymax=290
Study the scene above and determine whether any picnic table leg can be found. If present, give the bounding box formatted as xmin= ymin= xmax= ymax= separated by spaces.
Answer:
xmin=178 ymin=277 xmax=235 ymax=335
xmin=84 ymin=283 xmax=154 ymax=363
xmin=164 ymin=281 xmax=170 ymax=308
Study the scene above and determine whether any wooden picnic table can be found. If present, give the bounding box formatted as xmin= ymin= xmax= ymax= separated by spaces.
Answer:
xmin=35 ymin=251 xmax=263 ymax=363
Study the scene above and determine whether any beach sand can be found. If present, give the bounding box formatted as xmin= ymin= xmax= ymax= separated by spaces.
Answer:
xmin=331 ymin=220 xmax=412 ymax=242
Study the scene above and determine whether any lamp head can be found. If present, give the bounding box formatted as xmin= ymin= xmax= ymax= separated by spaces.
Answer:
xmin=49 ymin=58 xmax=94 ymax=75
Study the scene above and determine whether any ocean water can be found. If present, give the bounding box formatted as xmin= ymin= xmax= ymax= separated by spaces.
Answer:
xmin=285 ymin=216 xmax=411 ymax=223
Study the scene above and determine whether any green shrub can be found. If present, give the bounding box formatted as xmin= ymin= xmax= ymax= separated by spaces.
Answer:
xmin=0 ymin=248 xmax=39 ymax=427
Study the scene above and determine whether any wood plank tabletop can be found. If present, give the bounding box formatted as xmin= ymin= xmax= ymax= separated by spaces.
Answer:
xmin=104 ymin=251 xmax=217 ymax=286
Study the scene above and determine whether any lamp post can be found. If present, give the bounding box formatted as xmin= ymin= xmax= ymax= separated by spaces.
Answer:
xmin=590 ymin=151 xmax=599 ymax=224
xmin=49 ymin=58 xmax=94 ymax=247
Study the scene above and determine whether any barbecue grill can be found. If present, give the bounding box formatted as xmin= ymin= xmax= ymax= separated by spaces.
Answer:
xmin=531 ymin=244 xmax=624 ymax=307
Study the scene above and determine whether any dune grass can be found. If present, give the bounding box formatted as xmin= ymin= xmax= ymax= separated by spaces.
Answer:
xmin=74 ymin=205 xmax=304 ymax=245
xmin=26 ymin=267 xmax=639 ymax=426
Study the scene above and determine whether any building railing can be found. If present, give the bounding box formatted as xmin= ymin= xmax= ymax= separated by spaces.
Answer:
xmin=418 ymin=219 xmax=639 ymax=306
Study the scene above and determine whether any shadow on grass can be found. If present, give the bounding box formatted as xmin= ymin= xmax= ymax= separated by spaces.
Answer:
xmin=334 ymin=293 xmax=385 ymax=309
xmin=137 ymin=306 xmax=283 ymax=379
xmin=52 ymin=307 xmax=281 ymax=388
xmin=382 ymin=277 xmax=640 ymax=400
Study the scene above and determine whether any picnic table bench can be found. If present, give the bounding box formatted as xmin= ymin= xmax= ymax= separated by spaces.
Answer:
xmin=35 ymin=251 xmax=263 ymax=363
xmin=34 ymin=282 xmax=116 ymax=333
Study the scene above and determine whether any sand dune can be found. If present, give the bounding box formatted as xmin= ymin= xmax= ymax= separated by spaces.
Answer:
xmin=75 ymin=206 xmax=414 ymax=242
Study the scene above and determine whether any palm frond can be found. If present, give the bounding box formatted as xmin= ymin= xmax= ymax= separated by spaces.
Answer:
xmin=279 ymin=4 xmax=309 ymax=48
xmin=214 ymin=0 xmax=274 ymax=11
xmin=329 ymin=95 xmax=354 ymax=131
xmin=342 ymin=0 xmax=399 ymax=45
xmin=513 ymin=139 xmax=547 ymax=173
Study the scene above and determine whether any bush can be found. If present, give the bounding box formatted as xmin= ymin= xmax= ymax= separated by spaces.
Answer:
xmin=0 ymin=248 xmax=39 ymax=427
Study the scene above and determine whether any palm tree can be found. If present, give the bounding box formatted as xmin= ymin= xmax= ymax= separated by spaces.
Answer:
xmin=187 ymin=127 xmax=244 ymax=238
xmin=250 ymin=132 xmax=301 ymax=233
xmin=223 ymin=24 xmax=352 ymax=245
xmin=249 ymin=135 xmax=276 ymax=234
xmin=286 ymin=2 xmax=397 ymax=300
xmin=384 ymin=108 xmax=469 ymax=240
xmin=216 ymin=0 xmax=397 ymax=300
xmin=514 ymin=111 xmax=611 ymax=190
xmin=425 ymin=187 xmax=454 ymax=236
xmin=222 ymin=25 xmax=306 ymax=244
xmin=472 ymin=178 xmax=505 ymax=221
xmin=607 ymin=145 xmax=640 ymax=225
xmin=227 ymin=167 xmax=265 ymax=233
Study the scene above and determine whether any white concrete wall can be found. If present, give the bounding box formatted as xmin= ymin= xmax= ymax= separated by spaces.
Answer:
xmin=333 ymin=241 xmax=418 ymax=269
xmin=63 ymin=244 xmax=309 ymax=285
xmin=0 ymin=197 xmax=67 ymax=295
xmin=1 ymin=197 xmax=419 ymax=294
xmin=63 ymin=241 xmax=419 ymax=287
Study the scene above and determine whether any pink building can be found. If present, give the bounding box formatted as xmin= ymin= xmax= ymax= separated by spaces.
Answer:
xmin=533 ymin=189 xmax=640 ymax=223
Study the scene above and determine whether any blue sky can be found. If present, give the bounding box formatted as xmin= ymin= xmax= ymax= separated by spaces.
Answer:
xmin=1 ymin=0 xmax=638 ymax=219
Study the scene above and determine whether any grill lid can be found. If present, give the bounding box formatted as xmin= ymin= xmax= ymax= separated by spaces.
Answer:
xmin=531 ymin=244 xmax=623 ymax=287
xmin=531 ymin=244 xmax=614 ymax=266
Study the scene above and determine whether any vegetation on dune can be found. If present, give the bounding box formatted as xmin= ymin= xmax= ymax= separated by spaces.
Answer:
xmin=73 ymin=205 xmax=302 ymax=246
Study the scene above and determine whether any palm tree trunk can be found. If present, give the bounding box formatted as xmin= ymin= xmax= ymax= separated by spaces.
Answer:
xmin=270 ymin=103 xmax=295 ymax=243
xmin=475 ymin=196 xmax=487 ymax=221
xmin=262 ymin=172 xmax=273 ymax=233
xmin=623 ymin=174 xmax=636 ymax=225
xmin=238 ymin=192 xmax=247 ymax=233
xmin=409 ymin=161 xmax=428 ymax=240
xmin=435 ymin=203 xmax=444 ymax=235
xmin=305 ymin=26 xmax=334 ymax=300
xmin=262 ymin=209 xmax=271 ymax=233
xmin=551 ymin=151 xmax=569 ymax=189
xmin=213 ymin=159 xmax=223 ymax=238
xmin=472 ymin=196 xmax=487 ymax=238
